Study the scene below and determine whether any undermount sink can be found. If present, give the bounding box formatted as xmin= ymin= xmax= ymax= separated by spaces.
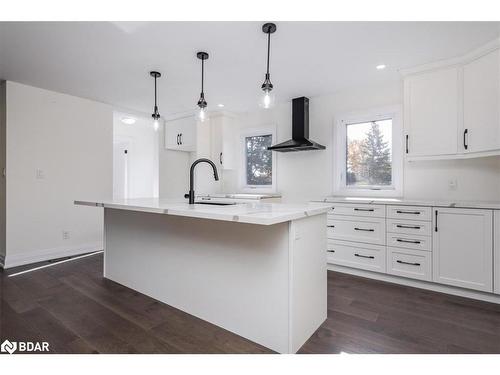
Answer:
xmin=194 ymin=201 xmax=237 ymax=206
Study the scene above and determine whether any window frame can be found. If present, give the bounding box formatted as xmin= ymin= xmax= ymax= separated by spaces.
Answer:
xmin=239 ymin=125 xmax=277 ymax=193
xmin=333 ymin=106 xmax=403 ymax=197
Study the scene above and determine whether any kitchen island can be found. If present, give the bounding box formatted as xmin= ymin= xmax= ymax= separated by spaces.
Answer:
xmin=75 ymin=198 xmax=332 ymax=353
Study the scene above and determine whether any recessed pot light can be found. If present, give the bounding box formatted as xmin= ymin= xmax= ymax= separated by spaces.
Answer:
xmin=376 ymin=64 xmax=386 ymax=70
xmin=121 ymin=117 xmax=136 ymax=125
xmin=217 ymin=104 xmax=225 ymax=108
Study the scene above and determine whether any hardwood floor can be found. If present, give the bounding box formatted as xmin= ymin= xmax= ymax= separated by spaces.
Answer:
xmin=1 ymin=253 xmax=500 ymax=354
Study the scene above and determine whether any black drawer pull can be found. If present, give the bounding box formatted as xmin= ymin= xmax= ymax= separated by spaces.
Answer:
xmin=397 ymin=260 xmax=421 ymax=266
xmin=327 ymin=225 xmax=335 ymax=228
xmin=355 ymin=253 xmax=375 ymax=259
xmin=396 ymin=210 xmax=421 ymax=215
xmin=396 ymin=224 xmax=421 ymax=230
xmin=354 ymin=227 xmax=375 ymax=232
xmin=354 ymin=208 xmax=374 ymax=212
xmin=396 ymin=239 xmax=421 ymax=244
xmin=327 ymin=249 xmax=335 ymax=253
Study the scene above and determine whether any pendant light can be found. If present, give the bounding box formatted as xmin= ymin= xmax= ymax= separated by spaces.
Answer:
xmin=196 ymin=51 xmax=209 ymax=122
xmin=261 ymin=22 xmax=276 ymax=109
xmin=150 ymin=71 xmax=161 ymax=131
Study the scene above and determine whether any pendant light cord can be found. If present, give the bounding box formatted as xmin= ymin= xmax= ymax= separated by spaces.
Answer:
xmin=201 ymin=57 xmax=205 ymax=94
xmin=154 ymin=76 xmax=157 ymax=107
xmin=266 ymin=30 xmax=271 ymax=76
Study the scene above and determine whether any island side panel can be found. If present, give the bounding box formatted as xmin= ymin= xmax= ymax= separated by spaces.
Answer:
xmin=104 ymin=208 xmax=291 ymax=353
xmin=288 ymin=213 xmax=328 ymax=353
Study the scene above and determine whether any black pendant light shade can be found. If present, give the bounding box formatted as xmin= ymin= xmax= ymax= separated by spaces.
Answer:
xmin=150 ymin=71 xmax=161 ymax=129
xmin=197 ymin=52 xmax=209 ymax=121
xmin=261 ymin=23 xmax=276 ymax=109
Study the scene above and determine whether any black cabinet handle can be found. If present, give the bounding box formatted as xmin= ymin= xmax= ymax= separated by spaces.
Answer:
xmin=435 ymin=210 xmax=438 ymax=232
xmin=179 ymin=133 xmax=183 ymax=145
xmin=355 ymin=253 xmax=375 ymax=259
xmin=354 ymin=227 xmax=375 ymax=232
xmin=396 ymin=210 xmax=421 ymax=215
xmin=327 ymin=249 xmax=335 ymax=253
xmin=219 ymin=152 xmax=223 ymax=165
xmin=463 ymin=129 xmax=468 ymax=150
xmin=397 ymin=260 xmax=421 ymax=266
xmin=405 ymin=134 xmax=409 ymax=154
xmin=327 ymin=225 xmax=335 ymax=228
xmin=396 ymin=239 xmax=421 ymax=244
xmin=176 ymin=134 xmax=180 ymax=145
xmin=354 ymin=208 xmax=374 ymax=212
xmin=396 ymin=224 xmax=421 ymax=229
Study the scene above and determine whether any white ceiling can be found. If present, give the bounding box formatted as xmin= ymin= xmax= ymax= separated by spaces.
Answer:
xmin=1 ymin=21 xmax=499 ymax=117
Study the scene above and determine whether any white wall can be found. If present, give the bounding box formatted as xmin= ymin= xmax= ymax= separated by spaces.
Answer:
xmin=158 ymin=124 xmax=191 ymax=199
xmin=5 ymin=81 xmax=113 ymax=268
xmin=0 ymin=81 xmax=6 ymax=266
xmin=225 ymin=82 xmax=500 ymax=203
xmin=113 ymin=113 xmax=159 ymax=199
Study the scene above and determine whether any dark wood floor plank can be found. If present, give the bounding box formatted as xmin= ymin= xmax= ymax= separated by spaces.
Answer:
xmin=3 ymin=254 xmax=500 ymax=354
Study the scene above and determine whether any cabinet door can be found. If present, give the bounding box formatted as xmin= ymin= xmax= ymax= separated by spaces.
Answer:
xmin=494 ymin=211 xmax=500 ymax=295
xmin=165 ymin=116 xmax=197 ymax=152
xmin=432 ymin=208 xmax=493 ymax=292
xmin=404 ymin=67 xmax=459 ymax=157
xmin=463 ymin=49 xmax=500 ymax=153
xmin=165 ymin=120 xmax=181 ymax=150
xmin=210 ymin=115 xmax=235 ymax=169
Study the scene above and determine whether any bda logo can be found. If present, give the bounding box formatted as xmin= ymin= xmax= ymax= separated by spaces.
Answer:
xmin=1 ymin=340 xmax=17 ymax=354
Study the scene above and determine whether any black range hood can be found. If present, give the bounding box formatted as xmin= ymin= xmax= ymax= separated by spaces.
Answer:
xmin=267 ymin=97 xmax=325 ymax=152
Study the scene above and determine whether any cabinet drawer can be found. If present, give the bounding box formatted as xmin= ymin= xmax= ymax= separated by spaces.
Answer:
xmin=387 ymin=233 xmax=431 ymax=252
xmin=387 ymin=247 xmax=432 ymax=281
xmin=328 ymin=203 xmax=385 ymax=218
xmin=386 ymin=219 xmax=432 ymax=237
xmin=387 ymin=205 xmax=432 ymax=221
xmin=327 ymin=240 xmax=386 ymax=273
xmin=327 ymin=216 xmax=386 ymax=245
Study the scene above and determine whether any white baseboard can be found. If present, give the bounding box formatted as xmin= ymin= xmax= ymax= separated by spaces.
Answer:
xmin=329 ymin=264 xmax=500 ymax=305
xmin=4 ymin=242 xmax=103 ymax=269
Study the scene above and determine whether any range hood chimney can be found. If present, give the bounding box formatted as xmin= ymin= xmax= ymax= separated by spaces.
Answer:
xmin=267 ymin=97 xmax=326 ymax=152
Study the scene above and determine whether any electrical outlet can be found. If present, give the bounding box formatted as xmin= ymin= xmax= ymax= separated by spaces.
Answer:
xmin=62 ymin=230 xmax=70 ymax=240
xmin=448 ymin=178 xmax=458 ymax=191
xmin=36 ymin=169 xmax=45 ymax=179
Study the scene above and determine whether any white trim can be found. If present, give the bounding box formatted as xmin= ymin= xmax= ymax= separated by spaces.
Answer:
xmin=333 ymin=105 xmax=403 ymax=198
xmin=400 ymin=37 xmax=500 ymax=77
xmin=4 ymin=242 xmax=103 ymax=269
xmin=239 ymin=125 xmax=277 ymax=194
xmin=329 ymin=264 xmax=500 ymax=305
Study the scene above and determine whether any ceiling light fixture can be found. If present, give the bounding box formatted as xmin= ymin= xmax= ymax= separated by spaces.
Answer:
xmin=217 ymin=104 xmax=225 ymax=108
xmin=121 ymin=117 xmax=136 ymax=125
xmin=261 ymin=22 xmax=277 ymax=109
xmin=376 ymin=64 xmax=386 ymax=70
xmin=196 ymin=51 xmax=209 ymax=122
xmin=150 ymin=71 xmax=161 ymax=131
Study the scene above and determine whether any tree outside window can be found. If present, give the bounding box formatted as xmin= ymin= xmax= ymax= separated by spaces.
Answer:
xmin=245 ymin=134 xmax=273 ymax=186
xmin=346 ymin=119 xmax=392 ymax=188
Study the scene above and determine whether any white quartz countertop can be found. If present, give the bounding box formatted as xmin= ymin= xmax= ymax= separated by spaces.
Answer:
xmin=75 ymin=198 xmax=333 ymax=225
xmin=315 ymin=196 xmax=500 ymax=210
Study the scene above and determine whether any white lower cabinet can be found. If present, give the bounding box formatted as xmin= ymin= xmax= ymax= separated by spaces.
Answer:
xmin=328 ymin=240 xmax=386 ymax=273
xmin=387 ymin=247 xmax=432 ymax=281
xmin=432 ymin=208 xmax=493 ymax=292
xmin=326 ymin=202 xmax=499 ymax=298
xmin=493 ymin=211 xmax=500 ymax=295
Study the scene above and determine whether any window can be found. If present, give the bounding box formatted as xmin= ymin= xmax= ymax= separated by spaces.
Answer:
xmin=245 ymin=134 xmax=273 ymax=186
xmin=240 ymin=126 xmax=277 ymax=192
xmin=335 ymin=107 xmax=402 ymax=196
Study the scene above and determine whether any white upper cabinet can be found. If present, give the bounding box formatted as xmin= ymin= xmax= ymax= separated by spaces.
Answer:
xmin=403 ymin=38 xmax=500 ymax=160
xmin=404 ymin=67 xmax=459 ymax=158
xmin=432 ymin=208 xmax=493 ymax=292
xmin=165 ymin=116 xmax=197 ymax=152
xmin=463 ymin=49 xmax=500 ymax=154
xmin=210 ymin=114 xmax=236 ymax=169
